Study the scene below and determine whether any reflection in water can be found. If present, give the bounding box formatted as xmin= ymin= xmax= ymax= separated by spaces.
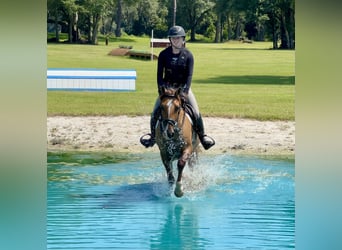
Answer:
xmin=150 ymin=203 xmax=208 ymax=250
xmin=47 ymin=153 xmax=294 ymax=249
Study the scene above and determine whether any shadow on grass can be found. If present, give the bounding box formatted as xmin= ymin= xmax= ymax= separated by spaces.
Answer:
xmin=212 ymin=47 xmax=273 ymax=51
xmin=106 ymin=37 xmax=137 ymax=43
xmin=47 ymin=36 xmax=137 ymax=44
xmin=211 ymin=47 xmax=295 ymax=51
xmin=197 ymin=75 xmax=295 ymax=85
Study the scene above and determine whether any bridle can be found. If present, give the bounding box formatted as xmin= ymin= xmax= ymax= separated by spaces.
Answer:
xmin=158 ymin=93 xmax=186 ymax=155
xmin=159 ymin=94 xmax=185 ymax=139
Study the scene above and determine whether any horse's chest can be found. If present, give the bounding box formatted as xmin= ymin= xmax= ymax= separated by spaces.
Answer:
xmin=166 ymin=140 xmax=182 ymax=157
xmin=158 ymin=138 xmax=185 ymax=159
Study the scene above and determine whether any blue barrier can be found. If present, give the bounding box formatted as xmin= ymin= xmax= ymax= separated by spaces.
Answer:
xmin=47 ymin=68 xmax=136 ymax=91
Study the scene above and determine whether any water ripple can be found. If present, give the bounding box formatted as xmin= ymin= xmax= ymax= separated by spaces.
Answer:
xmin=48 ymin=154 xmax=294 ymax=249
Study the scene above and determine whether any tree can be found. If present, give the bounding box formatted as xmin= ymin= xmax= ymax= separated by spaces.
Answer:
xmin=172 ymin=0 xmax=177 ymax=26
xmin=100 ymin=0 xmax=123 ymax=37
xmin=278 ymin=0 xmax=295 ymax=49
xmin=114 ymin=0 xmax=122 ymax=37
xmin=132 ymin=0 xmax=160 ymax=35
xmin=60 ymin=0 xmax=80 ymax=43
xmin=47 ymin=0 xmax=64 ymax=42
xmin=82 ymin=0 xmax=109 ymax=44
xmin=46 ymin=0 xmax=295 ymax=49
xmin=259 ymin=0 xmax=295 ymax=49
xmin=177 ymin=0 xmax=214 ymax=41
xmin=213 ymin=0 xmax=231 ymax=42
xmin=109 ymin=0 xmax=136 ymax=37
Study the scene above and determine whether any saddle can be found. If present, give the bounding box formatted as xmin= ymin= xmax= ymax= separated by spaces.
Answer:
xmin=182 ymin=102 xmax=196 ymax=125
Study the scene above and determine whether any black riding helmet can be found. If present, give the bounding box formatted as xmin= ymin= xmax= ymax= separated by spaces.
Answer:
xmin=168 ymin=26 xmax=186 ymax=49
xmin=167 ymin=25 xmax=186 ymax=38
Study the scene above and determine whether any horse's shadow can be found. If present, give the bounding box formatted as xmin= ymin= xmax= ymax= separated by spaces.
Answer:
xmin=90 ymin=181 xmax=172 ymax=209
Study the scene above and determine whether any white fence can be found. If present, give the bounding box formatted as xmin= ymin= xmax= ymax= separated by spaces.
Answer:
xmin=47 ymin=68 xmax=136 ymax=91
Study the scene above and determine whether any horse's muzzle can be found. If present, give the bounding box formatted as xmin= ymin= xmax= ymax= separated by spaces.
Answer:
xmin=166 ymin=128 xmax=174 ymax=138
xmin=162 ymin=119 xmax=177 ymax=139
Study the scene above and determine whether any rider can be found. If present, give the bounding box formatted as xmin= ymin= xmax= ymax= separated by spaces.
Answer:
xmin=140 ymin=25 xmax=215 ymax=150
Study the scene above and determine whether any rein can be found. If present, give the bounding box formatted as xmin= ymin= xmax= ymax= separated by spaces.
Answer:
xmin=159 ymin=93 xmax=178 ymax=100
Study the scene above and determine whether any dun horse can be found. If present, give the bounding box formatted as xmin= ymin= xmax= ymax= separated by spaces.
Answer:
xmin=155 ymin=87 xmax=199 ymax=197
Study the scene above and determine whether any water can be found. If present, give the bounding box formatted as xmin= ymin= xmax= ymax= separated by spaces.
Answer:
xmin=47 ymin=153 xmax=295 ymax=249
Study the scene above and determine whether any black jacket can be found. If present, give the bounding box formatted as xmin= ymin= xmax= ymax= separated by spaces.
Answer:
xmin=157 ymin=46 xmax=194 ymax=94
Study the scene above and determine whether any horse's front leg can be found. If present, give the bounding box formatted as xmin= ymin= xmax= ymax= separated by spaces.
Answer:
xmin=174 ymin=150 xmax=191 ymax=197
xmin=162 ymin=157 xmax=175 ymax=186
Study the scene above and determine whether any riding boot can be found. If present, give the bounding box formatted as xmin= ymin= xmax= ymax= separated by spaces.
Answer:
xmin=140 ymin=112 xmax=158 ymax=148
xmin=194 ymin=114 xmax=215 ymax=150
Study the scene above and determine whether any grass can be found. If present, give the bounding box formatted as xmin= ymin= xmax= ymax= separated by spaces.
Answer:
xmin=47 ymin=35 xmax=295 ymax=120
xmin=47 ymin=151 xmax=139 ymax=165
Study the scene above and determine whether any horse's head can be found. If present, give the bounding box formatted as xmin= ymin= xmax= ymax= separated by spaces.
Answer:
xmin=159 ymin=87 xmax=183 ymax=139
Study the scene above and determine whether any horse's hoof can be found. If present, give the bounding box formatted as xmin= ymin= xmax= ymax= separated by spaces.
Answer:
xmin=174 ymin=182 xmax=184 ymax=197
xmin=174 ymin=191 xmax=183 ymax=197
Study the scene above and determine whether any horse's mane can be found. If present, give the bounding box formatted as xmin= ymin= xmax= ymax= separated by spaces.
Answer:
xmin=159 ymin=87 xmax=181 ymax=100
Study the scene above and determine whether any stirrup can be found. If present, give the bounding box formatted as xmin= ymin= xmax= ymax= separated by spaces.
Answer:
xmin=200 ymin=135 xmax=215 ymax=150
xmin=140 ymin=133 xmax=155 ymax=148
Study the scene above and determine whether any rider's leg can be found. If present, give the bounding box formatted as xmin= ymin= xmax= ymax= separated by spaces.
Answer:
xmin=187 ymin=89 xmax=215 ymax=150
xmin=140 ymin=98 xmax=160 ymax=148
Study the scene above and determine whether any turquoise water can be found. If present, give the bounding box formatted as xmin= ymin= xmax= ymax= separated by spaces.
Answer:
xmin=47 ymin=153 xmax=295 ymax=249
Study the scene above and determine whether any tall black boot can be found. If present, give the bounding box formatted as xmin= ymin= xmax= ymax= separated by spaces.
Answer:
xmin=195 ymin=114 xmax=215 ymax=150
xmin=140 ymin=113 xmax=158 ymax=148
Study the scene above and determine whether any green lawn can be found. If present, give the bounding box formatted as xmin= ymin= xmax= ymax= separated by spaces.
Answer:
xmin=48 ymin=36 xmax=295 ymax=120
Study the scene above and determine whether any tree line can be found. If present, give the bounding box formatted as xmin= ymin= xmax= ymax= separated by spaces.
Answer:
xmin=47 ymin=0 xmax=295 ymax=49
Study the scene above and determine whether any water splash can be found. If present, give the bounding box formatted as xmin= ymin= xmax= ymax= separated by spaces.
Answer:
xmin=169 ymin=155 xmax=233 ymax=199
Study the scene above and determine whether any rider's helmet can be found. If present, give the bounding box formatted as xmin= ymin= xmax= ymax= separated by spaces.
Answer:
xmin=167 ymin=26 xmax=186 ymax=39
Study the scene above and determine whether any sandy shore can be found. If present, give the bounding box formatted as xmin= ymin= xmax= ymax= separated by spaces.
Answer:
xmin=47 ymin=116 xmax=295 ymax=156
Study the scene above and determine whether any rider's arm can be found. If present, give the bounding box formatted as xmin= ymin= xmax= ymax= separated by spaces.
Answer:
xmin=157 ymin=50 xmax=167 ymax=95
xmin=182 ymin=51 xmax=194 ymax=94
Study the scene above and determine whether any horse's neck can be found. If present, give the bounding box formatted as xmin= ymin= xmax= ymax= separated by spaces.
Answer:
xmin=178 ymin=109 xmax=187 ymax=127
xmin=184 ymin=112 xmax=193 ymax=126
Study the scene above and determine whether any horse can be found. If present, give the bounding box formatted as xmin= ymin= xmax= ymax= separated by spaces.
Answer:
xmin=155 ymin=87 xmax=199 ymax=197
